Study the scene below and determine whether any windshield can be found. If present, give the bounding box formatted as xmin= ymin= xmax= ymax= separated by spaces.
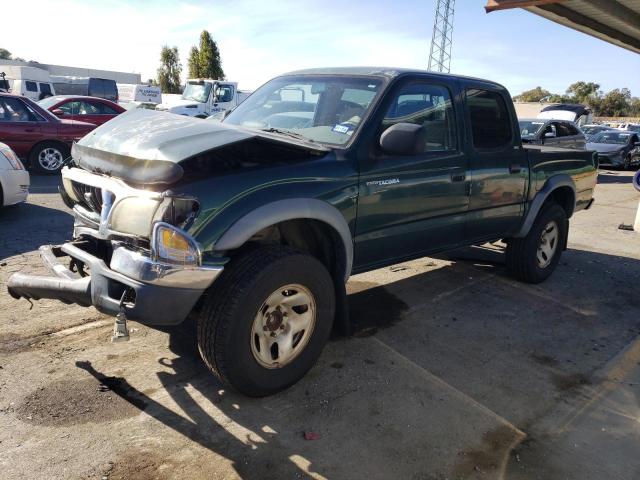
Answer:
xmin=182 ymin=82 xmax=212 ymax=103
xmin=591 ymin=132 xmax=632 ymax=145
xmin=37 ymin=96 xmax=64 ymax=109
xmin=519 ymin=120 xmax=545 ymax=138
xmin=223 ymin=75 xmax=383 ymax=146
xmin=624 ymin=124 xmax=640 ymax=133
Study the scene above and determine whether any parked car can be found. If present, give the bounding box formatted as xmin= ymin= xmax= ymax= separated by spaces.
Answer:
xmin=618 ymin=123 xmax=640 ymax=134
xmin=0 ymin=92 xmax=95 ymax=174
xmin=155 ymin=79 xmax=250 ymax=118
xmin=51 ymin=76 xmax=118 ymax=102
xmin=38 ymin=95 xmax=126 ymax=126
xmin=587 ymin=130 xmax=640 ymax=169
xmin=519 ymin=118 xmax=586 ymax=149
xmin=537 ymin=103 xmax=592 ymax=126
xmin=581 ymin=124 xmax=616 ymax=141
xmin=8 ymin=68 xmax=597 ymax=396
xmin=0 ymin=142 xmax=29 ymax=206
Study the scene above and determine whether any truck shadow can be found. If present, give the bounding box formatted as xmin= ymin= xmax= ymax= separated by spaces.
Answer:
xmin=76 ymin=245 xmax=640 ymax=479
xmin=597 ymin=171 xmax=634 ymax=184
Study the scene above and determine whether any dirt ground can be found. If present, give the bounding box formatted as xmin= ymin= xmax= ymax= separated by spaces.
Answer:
xmin=1 ymin=170 xmax=639 ymax=480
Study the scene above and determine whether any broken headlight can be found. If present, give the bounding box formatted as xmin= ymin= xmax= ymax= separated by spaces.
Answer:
xmin=109 ymin=197 xmax=162 ymax=237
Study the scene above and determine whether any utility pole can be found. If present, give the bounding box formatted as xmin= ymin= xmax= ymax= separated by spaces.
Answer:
xmin=428 ymin=0 xmax=456 ymax=73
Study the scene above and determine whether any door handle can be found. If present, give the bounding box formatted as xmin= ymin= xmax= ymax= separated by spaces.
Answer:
xmin=509 ymin=164 xmax=522 ymax=174
xmin=450 ymin=172 xmax=466 ymax=182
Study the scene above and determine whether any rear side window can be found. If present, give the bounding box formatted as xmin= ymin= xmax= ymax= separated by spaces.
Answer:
xmin=25 ymin=81 xmax=38 ymax=92
xmin=99 ymin=103 xmax=119 ymax=114
xmin=39 ymin=83 xmax=52 ymax=96
xmin=466 ymin=89 xmax=512 ymax=149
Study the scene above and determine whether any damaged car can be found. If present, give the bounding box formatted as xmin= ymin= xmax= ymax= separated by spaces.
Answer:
xmin=8 ymin=68 xmax=597 ymax=396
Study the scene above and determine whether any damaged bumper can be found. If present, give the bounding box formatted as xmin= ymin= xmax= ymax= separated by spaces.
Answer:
xmin=7 ymin=242 xmax=223 ymax=326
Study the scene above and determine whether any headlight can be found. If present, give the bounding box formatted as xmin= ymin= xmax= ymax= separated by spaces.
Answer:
xmin=109 ymin=197 xmax=162 ymax=237
xmin=152 ymin=222 xmax=201 ymax=266
xmin=0 ymin=144 xmax=25 ymax=170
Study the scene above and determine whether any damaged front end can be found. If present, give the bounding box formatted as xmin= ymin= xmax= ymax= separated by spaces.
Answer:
xmin=7 ymin=163 xmax=224 ymax=327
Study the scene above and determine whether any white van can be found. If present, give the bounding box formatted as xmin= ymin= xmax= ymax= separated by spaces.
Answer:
xmin=117 ymin=84 xmax=162 ymax=105
xmin=0 ymin=65 xmax=56 ymax=101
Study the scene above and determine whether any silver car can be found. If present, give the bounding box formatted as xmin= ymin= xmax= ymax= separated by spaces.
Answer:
xmin=519 ymin=118 xmax=586 ymax=149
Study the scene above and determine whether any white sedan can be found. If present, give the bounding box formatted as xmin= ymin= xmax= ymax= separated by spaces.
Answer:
xmin=0 ymin=142 xmax=30 ymax=207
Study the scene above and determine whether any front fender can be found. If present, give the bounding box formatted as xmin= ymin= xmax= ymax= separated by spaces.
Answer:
xmin=214 ymin=198 xmax=354 ymax=281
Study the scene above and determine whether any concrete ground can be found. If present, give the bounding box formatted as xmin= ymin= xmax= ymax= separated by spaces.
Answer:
xmin=1 ymin=170 xmax=639 ymax=480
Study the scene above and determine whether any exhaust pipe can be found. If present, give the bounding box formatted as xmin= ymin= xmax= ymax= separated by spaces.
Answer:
xmin=7 ymin=273 xmax=92 ymax=307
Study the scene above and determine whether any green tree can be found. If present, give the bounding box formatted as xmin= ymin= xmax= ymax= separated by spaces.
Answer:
xmin=187 ymin=46 xmax=201 ymax=78
xmin=565 ymin=81 xmax=601 ymax=104
xmin=514 ymin=86 xmax=551 ymax=102
xmin=598 ymin=88 xmax=632 ymax=117
xmin=198 ymin=30 xmax=224 ymax=79
xmin=156 ymin=46 xmax=182 ymax=94
xmin=0 ymin=48 xmax=12 ymax=60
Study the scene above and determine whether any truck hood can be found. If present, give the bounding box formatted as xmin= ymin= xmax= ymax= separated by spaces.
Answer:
xmin=586 ymin=143 xmax=625 ymax=154
xmin=72 ymin=109 xmax=328 ymax=187
xmin=156 ymin=98 xmax=199 ymax=110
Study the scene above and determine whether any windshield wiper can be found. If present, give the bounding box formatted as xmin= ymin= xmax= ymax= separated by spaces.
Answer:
xmin=261 ymin=128 xmax=315 ymax=143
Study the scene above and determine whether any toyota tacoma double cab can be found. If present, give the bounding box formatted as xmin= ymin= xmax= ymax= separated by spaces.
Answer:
xmin=8 ymin=68 xmax=597 ymax=396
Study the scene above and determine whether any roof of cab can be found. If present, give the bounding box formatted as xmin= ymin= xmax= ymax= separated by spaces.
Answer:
xmin=283 ymin=66 xmax=509 ymax=90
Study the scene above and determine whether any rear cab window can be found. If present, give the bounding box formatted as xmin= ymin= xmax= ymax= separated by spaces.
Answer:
xmin=25 ymin=81 xmax=38 ymax=92
xmin=466 ymin=88 xmax=513 ymax=149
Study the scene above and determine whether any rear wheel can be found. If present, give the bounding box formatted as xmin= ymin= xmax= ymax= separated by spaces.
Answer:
xmin=506 ymin=203 xmax=567 ymax=283
xmin=197 ymin=246 xmax=335 ymax=396
xmin=29 ymin=141 xmax=69 ymax=175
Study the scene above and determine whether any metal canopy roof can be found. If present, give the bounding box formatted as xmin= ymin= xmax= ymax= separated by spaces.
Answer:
xmin=485 ymin=1 xmax=640 ymax=54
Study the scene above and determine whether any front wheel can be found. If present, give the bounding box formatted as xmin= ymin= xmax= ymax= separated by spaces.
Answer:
xmin=197 ymin=246 xmax=335 ymax=396
xmin=29 ymin=141 xmax=69 ymax=175
xmin=506 ymin=203 xmax=567 ymax=284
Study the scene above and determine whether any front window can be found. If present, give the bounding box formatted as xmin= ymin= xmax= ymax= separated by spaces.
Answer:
xmin=182 ymin=81 xmax=212 ymax=103
xmin=519 ymin=120 xmax=545 ymax=139
xmin=224 ymin=75 xmax=383 ymax=146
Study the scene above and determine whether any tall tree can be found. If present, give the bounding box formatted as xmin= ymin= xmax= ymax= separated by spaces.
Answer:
xmin=514 ymin=86 xmax=552 ymax=102
xmin=565 ymin=81 xmax=601 ymax=104
xmin=156 ymin=46 xmax=182 ymax=94
xmin=198 ymin=30 xmax=224 ymax=79
xmin=187 ymin=46 xmax=201 ymax=78
xmin=598 ymin=88 xmax=632 ymax=117
xmin=0 ymin=48 xmax=12 ymax=60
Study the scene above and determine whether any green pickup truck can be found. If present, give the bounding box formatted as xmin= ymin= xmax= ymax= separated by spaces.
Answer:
xmin=8 ymin=68 xmax=597 ymax=396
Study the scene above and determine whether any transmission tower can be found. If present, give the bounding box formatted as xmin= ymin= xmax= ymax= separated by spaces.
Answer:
xmin=428 ymin=0 xmax=456 ymax=73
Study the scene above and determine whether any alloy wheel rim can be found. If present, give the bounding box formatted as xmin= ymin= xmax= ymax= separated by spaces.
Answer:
xmin=250 ymin=284 xmax=316 ymax=369
xmin=537 ymin=220 xmax=559 ymax=268
xmin=38 ymin=147 xmax=63 ymax=171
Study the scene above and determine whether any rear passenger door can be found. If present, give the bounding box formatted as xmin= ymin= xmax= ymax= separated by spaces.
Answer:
xmin=354 ymin=77 xmax=470 ymax=269
xmin=463 ymin=86 xmax=528 ymax=240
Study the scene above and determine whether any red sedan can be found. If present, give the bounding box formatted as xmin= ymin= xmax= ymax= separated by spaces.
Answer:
xmin=38 ymin=95 xmax=126 ymax=126
xmin=0 ymin=93 xmax=95 ymax=174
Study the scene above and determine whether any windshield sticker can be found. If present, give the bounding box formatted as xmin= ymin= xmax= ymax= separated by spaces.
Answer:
xmin=332 ymin=124 xmax=351 ymax=134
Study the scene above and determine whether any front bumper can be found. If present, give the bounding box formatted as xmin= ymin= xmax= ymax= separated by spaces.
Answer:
xmin=7 ymin=241 xmax=223 ymax=325
xmin=0 ymin=169 xmax=30 ymax=206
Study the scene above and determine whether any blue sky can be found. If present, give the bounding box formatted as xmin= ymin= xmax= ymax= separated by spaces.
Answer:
xmin=4 ymin=0 xmax=640 ymax=96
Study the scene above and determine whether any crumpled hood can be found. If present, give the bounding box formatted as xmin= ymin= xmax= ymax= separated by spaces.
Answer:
xmin=72 ymin=109 xmax=328 ymax=187
xmin=586 ymin=142 xmax=625 ymax=154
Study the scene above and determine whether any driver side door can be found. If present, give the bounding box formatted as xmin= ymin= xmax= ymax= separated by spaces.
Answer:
xmin=353 ymin=78 xmax=470 ymax=271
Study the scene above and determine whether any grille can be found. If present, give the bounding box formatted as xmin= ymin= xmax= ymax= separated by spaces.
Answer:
xmin=72 ymin=181 xmax=104 ymax=214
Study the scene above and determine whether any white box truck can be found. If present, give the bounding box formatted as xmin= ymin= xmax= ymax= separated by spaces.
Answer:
xmin=0 ymin=65 xmax=56 ymax=101
xmin=155 ymin=79 xmax=251 ymax=118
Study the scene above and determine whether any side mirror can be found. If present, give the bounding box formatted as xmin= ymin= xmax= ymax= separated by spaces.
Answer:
xmin=544 ymin=131 xmax=556 ymax=138
xmin=380 ymin=123 xmax=425 ymax=156
xmin=51 ymin=108 xmax=65 ymax=116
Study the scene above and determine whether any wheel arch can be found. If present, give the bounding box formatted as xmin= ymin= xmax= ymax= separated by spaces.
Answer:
xmin=213 ymin=198 xmax=353 ymax=282
xmin=28 ymin=139 xmax=70 ymax=166
xmin=515 ymin=174 xmax=576 ymax=238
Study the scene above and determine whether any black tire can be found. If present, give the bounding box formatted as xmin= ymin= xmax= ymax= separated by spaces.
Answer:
xmin=197 ymin=245 xmax=336 ymax=396
xmin=29 ymin=141 xmax=69 ymax=175
xmin=506 ymin=203 xmax=567 ymax=284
